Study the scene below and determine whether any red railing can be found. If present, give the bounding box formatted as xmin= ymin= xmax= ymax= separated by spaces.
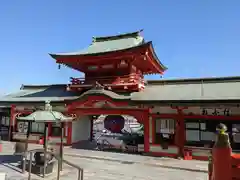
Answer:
xmin=70 ymin=73 xmax=145 ymax=86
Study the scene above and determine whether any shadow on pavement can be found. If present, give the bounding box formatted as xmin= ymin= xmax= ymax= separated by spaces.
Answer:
xmin=0 ymin=154 xmax=22 ymax=173
xmin=0 ymin=155 xmax=22 ymax=164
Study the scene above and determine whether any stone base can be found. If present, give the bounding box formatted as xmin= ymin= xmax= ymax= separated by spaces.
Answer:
xmin=19 ymin=160 xmax=55 ymax=175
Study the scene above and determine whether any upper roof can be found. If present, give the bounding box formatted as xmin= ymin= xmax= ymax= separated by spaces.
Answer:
xmin=50 ymin=30 xmax=145 ymax=57
xmin=49 ymin=30 xmax=167 ymax=74
xmin=1 ymin=76 xmax=240 ymax=106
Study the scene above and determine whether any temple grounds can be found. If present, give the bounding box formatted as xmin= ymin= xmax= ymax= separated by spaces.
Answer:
xmin=0 ymin=141 xmax=208 ymax=180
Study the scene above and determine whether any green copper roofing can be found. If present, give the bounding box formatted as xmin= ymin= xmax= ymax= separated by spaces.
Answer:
xmin=132 ymin=77 xmax=240 ymax=102
xmin=3 ymin=76 xmax=240 ymax=105
xmin=77 ymin=88 xmax=131 ymax=100
xmin=16 ymin=101 xmax=75 ymax=123
xmin=0 ymin=84 xmax=79 ymax=103
xmin=49 ymin=30 xmax=145 ymax=57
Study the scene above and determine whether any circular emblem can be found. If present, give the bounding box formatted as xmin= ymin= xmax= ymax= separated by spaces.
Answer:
xmin=104 ymin=115 xmax=125 ymax=133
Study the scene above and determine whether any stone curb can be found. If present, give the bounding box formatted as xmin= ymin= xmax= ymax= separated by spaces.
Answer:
xmin=64 ymin=153 xmax=208 ymax=173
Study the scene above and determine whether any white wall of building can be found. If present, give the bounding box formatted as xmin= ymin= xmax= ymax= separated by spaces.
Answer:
xmin=71 ymin=115 xmax=91 ymax=143
xmin=150 ymin=106 xmax=177 ymax=114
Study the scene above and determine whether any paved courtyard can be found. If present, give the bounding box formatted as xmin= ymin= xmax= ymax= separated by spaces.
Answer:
xmin=0 ymin=141 xmax=208 ymax=180
xmin=61 ymin=156 xmax=207 ymax=180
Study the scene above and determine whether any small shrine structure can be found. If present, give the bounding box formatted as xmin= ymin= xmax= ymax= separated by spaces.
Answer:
xmin=15 ymin=101 xmax=75 ymax=177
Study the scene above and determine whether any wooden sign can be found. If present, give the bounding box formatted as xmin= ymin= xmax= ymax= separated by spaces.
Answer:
xmin=17 ymin=122 xmax=28 ymax=133
xmin=12 ymin=132 xmax=41 ymax=141
xmin=200 ymin=108 xmax=230 ymax=116
xmin=184 ymin=106 xmax=240 ymax=116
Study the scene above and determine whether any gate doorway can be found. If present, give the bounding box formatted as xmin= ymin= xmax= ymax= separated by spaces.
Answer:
xmin=92 ymin=115 xmax=144 ymax=152
xmin=69 ymin=108 xmax=148 ymax=153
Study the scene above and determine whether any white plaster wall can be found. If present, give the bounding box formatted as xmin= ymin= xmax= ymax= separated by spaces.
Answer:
xmin=191 ymin=149 xmax=211 ymax=157
xmin=150 ymin=106 xmax=177 ymax=114
xmin=49 ymin=137 xmax=67 ymax=144
xmin=149 ymin=145 xmax=178 ymax=154
xmin=71 ymin=116 xmax=91 ymax=143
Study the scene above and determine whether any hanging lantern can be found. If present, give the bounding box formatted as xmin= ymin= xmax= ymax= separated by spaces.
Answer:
xmin=58 ymin=64 xmax=61 ymax=69
xmin=104 ymin=115 xmax=125 ymax=133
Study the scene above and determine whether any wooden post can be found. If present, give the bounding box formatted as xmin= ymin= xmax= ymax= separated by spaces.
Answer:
xmin=212 ymin=123 xmax=232 ymax=180
xmin=43 ymin=123 xmax=48 ymax=178
xmin=28 ymin=151 xmax=33 ymax=180
xmin=22 ymin=121 xmax=31 ymax=173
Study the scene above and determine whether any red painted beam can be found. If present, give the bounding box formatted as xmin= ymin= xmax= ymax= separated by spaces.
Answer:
xmin=151 ymin=113 xmax=240 ymax=121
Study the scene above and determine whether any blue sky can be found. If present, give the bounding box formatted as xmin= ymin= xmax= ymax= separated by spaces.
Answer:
xmin=0 ymin=0 xmax=239 ymax=94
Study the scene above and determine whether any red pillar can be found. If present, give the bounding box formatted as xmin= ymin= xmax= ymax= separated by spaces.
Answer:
xmin=143 ymin=111 xmax=150 ymax=153
xmin=48 ymin=123 xmax=52 ymax=136
xmin=67 ymin=122 xmax=72 ymax=145
xmin=176 ymin=108 xmax=185 ymax=158
xmin=212 ymin=125 xmax=232 ymax=180
xmin=151 ymin=116 xmax=155 ymax=144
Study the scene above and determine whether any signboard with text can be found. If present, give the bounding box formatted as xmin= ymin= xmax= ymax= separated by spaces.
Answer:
xmin=183 ymin=106 xmax=240 ymax=116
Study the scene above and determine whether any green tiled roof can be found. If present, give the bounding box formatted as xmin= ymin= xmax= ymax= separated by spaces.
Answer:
xmin=132 ymin=76 xmax=240 ymax=102
xmin=77 ymin=89 xmax=131 ymax=100
xmin=50 ymin=30 xmax=145 ymax=57
xmin=17 ymin=111 xmax=74 ymax=122
xmin=0 ymin=84 xmax=79 ymax=103
xmin=2 ymin=76 xmax=240 ymax=105
xmin=0 ymin=84 xmax=130 ymax=105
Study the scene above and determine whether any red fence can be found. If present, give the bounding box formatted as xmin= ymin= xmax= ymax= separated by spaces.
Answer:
xmin=208 ymin=136 xmax=240 ymax=180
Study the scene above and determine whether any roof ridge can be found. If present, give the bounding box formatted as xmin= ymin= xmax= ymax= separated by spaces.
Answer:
xmin=147 ymin=76 xmax=240 ymax=85
xmin=21 ymin=84 xmax=67 ymax=90
xmin=93 ymin=29 xmax=143 ymax=42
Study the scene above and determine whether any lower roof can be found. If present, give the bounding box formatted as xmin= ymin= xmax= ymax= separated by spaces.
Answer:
xmin=0 ymin=85 xmax=79 ymax=103
xmin=1 ymin=76 xmax=240 ymax=106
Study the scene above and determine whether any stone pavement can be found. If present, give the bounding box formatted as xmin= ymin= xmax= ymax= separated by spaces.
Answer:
xmin=63 ymin=147 xmax=208 ymax=173
xmin=0 ymin=141 xmax=208 ymax=179
xmin=58 ymin=156 xmax=207 ymax=180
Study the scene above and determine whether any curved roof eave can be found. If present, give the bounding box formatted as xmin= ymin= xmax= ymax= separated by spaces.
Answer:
xmin=49 ymin=42 xmax=151 ymax=60
xmin=148 ymin=42 xmax=168 ymax=71
xmin=49 ymin=42 xmax=167 ymax=72
xmin=74 ymin=89 xmax=131 ymax=101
